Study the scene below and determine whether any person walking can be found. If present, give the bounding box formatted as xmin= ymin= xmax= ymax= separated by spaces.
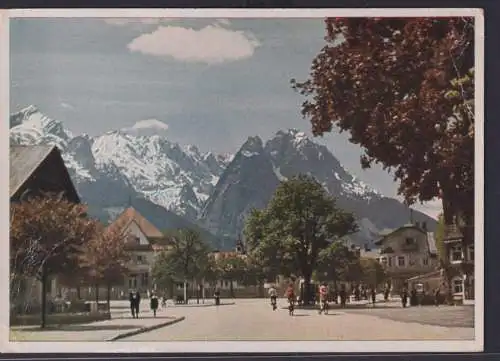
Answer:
xmin=370 ymin=286 xmax=376 ymax=306
xmin=134 ymin=291 xmax=141 ymax=318
xmin=401 ymin=287 xmax=408 ymax=308
xmin=339 ymin=285 xmax=347 ymax=308
xmin=434 ymin=287 xmax=441 ymax=306
xmin=129 ymin=291 xmax=136 ymax=318
xmin=150 ymin=293 xmax=159 ymax=317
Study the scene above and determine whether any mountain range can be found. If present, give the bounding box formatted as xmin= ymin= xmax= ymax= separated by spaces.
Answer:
xmin=9 ymin=105 xmax=437 ymax=250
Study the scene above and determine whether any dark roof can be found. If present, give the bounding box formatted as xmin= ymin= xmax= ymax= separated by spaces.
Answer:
xmin=10 ymin=145 xmax=55 ymax=198
xmin=10 ymin=145 xmax=80 ymax=202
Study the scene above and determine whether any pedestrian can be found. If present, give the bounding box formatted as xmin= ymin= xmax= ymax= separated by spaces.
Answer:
xmin=129 ymin=291 xmax=136 ymax=318
xmin=371 ymin=286 xmax=376 ymax=306
xmin=434 ymin=288 xmax=441 ymax=306
xmin=150 ymin=293 xmax=159 ymax=317
xmin=401 ymin=287 xmax=408 ymax=308
xmin=339 ymin=285 xmax=347 ymax=308
xmin=134 ymin=290 xmax=141 ymax=318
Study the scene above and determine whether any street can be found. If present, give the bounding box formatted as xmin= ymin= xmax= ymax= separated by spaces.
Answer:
xmin=121 ymin=298 xmax=474 ymax=341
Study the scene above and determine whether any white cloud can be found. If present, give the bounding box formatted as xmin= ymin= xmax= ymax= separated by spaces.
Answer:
xmin=122 ymin=119 xmax=169 ymax=137
xmin=127 ymin=24 xmax=261 ymax=64
xmin=60 ymin=102 xmax=75 ymax=110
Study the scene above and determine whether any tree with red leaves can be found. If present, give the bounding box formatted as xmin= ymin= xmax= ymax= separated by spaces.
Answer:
xmin=292 ymin=17 xmax=475 ymax=244
xmin=10 ymin=193 xmax=96 ymax=328
xmin=79 ymin=221 xmax=130 ymax=310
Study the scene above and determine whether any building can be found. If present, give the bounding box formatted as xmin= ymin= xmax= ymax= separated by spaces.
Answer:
xmin=374 ymin=222 xmax=439 ymax=293
xmin=442 ymin=223 xmax=474 ymax=302
xmin=10 ymin=145 xmax=81 ymax=307
xmin=105 ymin=207 xmax=166 ymax=297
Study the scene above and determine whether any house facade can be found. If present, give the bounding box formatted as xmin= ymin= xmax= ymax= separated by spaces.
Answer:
xmin=375 ymin=222 xmax=439 ymax=293
xmin=442 ymin=223 xmax=474 ymax=302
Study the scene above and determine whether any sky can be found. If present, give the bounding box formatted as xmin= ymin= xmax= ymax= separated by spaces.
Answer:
xmin=9 ymin=17 xmax=442 ymax=219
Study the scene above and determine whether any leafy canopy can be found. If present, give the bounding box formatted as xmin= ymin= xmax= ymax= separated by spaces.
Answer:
xmin=152 ymin=228 xmax=210 ymax=287
xmin=78 ymin=220 xmax=130 ymax=286
xmin=292 ymin=18 xmax=474 ymax=228
xmin=244 ymin=174 xmax=358 ymax=283
xmin=10 ymin=193 xmax=97 ymax=279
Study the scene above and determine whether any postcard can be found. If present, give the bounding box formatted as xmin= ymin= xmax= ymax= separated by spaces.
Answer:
xmin=1 ymin=8 xmax=484 ymax=353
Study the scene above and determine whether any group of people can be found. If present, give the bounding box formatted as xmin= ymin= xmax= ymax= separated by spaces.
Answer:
xmin=128 ymin=290 xmax=160 ymax=318
xmin=267 ymin=282 xmax=384 ymax=315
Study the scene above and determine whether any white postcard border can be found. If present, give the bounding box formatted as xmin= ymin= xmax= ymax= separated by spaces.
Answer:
xmin=0 ymin=8 xmax=485 ymax=354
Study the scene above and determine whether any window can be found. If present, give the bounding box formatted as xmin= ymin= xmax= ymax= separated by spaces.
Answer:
xmin=405 ymin=237 xmax=415 ymax=245
xmin=450 ymin=245 xmax=463 ymax=262
xmin=452 ymin=277 xmax=464 ymax=294
xmin=137 ymin=255 xmax=145 ymax=263
xmin=468 ymin=245 xmax=474 ymax=262
xmin=380 ymin=257 xmax=388 ymax=266
xmin=422 ymin=258 xmax=429 ymax=266
xmin=388 ymin=257 xmax=393 ymax=267
xmin=397 ymin=256 xmax=406 ymax=267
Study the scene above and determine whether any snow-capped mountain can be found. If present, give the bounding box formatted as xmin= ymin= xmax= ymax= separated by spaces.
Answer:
xmin=9 ymin=106 xmax=436 ymax=249
xmin=9 ymin=106 xmax=229 ymax=219
xmin=200 ymin=129 xmax=437 ymax=246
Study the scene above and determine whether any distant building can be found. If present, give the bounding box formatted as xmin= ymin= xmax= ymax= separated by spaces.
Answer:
xmin=442 ymin=223 xmax=474 ymax=302
xmin=10 ymin=145 xmax=81 ymax=307
xmin=374 ymin=222 xmax=439 ymax=293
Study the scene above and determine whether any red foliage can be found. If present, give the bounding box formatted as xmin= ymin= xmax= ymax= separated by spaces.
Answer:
xmin=292 ymin=17 xmax=474 ymax=232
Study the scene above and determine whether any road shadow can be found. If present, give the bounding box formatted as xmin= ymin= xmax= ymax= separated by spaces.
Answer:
xmin=115 ymin=316 xmax=175 ymax=320
xmin=17 ymin=324 xmax=138 ymax=332
xmin=291 ymin=314 xmax=310 ymax=317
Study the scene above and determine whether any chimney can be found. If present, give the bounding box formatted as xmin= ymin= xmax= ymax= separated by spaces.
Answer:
xmin=364 ymin=243 xmax=370 ymax=252
xmin=422 ymin=222 xmax=427 ymax=231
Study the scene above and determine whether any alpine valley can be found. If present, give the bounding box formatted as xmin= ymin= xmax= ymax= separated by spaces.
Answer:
xmin=9 ymin=106 xmax=437 ymax=250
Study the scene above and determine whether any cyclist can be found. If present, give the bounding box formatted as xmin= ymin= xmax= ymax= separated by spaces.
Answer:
xmin=285 ymin=283 xmax=295 ymax=316
xmin=268 ymin=285 xmax=278 ymax=310
xmin=318 ymin=283 xmax=329 ymax=314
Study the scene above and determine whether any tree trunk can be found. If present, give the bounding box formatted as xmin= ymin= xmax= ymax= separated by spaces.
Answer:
xmin=76 ymin=285 xmax=81 ymax=300
xmin=303 ymin=274 xmax=312 ymax=305
xmin=106 ymin=283 xmax=111 ymax=312
xmin=183 ymin=280 xmax=187 ymax=304
xmin=95 ymin=283 xmax=99 ymax=304
xmin=40 ymin=266 xmax=48 ymax=329
xmin=230 ymin=280 xmax=234 ymax=298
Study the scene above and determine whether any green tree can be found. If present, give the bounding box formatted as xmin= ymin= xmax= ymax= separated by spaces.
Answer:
xmin=360 ymin=258 xmax=386 ymax=289
xmin=316 ymin=241 xmax=358 ymax=287
xmin=10 ymin=193 xmax=96 ymax=328
xmin=244 ymin=174 xmax=358 ymax=304
xmin=217 ymin=254 xmax=247 ymax=298
xmin=151 ymin=228 xmax=210 ymax=304
xmin=292 ymin=17 xmax=474 ymax=246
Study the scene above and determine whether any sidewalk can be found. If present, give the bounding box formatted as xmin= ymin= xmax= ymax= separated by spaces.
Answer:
xmin=10 ymin=308 xmax=184 ymax=342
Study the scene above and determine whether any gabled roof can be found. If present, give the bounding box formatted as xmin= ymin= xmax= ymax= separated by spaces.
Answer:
xmin=10 ymin=145 xmax=80 ymax=202
xmin=374 ymin=224 xmax=426 ymax=246
xmin=106 ymin=207 xmax=163 ymax=239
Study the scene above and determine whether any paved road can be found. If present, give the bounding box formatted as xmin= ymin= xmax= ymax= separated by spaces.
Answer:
xmin=122 ymin=298 xmax=474 ymax=342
